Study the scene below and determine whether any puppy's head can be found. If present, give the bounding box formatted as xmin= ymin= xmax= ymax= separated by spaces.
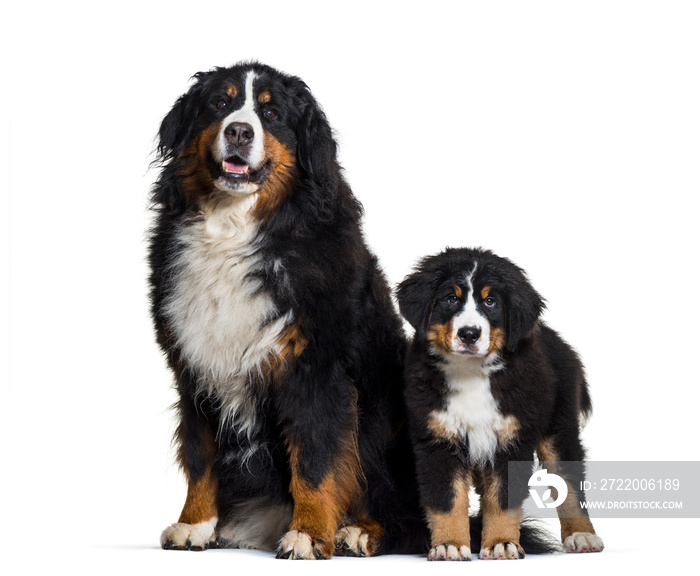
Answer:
xmin=397 ymin=248 xmax=545 ymax=356
xmin=154 ymin=62 xmax=338 ymax=212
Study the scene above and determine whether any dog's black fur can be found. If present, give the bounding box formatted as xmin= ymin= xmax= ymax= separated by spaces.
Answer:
xmin=149 ymin=62 xmax=423 ymax=558
xmin=396 ymin=247 xmax=603 ymax=559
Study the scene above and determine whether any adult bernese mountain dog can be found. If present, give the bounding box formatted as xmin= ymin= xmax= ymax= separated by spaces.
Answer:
xmin=148 ymin=62 xmax=424 ymax=559
xmin=396 ymin=247 xmax=604 ymax=560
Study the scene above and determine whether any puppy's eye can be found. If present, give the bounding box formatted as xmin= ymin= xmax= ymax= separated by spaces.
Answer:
xmin=263 ymin=108 xmax=278 ymax=120
xmin=447 ymin=295 xmax=460 ymax=305
xmin=215 ymin=99 xmax=228 ymax=110
xmin=484 ymin=297 xmax=496 ymax=308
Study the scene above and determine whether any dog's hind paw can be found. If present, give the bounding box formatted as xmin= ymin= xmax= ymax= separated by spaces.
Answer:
xmin=334 ymin=525 xmax=379 ymax=557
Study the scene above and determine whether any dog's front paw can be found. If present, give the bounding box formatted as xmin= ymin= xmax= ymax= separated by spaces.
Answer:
xmin=276 ymin=530 xmax=331 ymax=559
xmin=161 ymin=519 xmax=217 ymax=551
xmin=428 ymin=543 xmax=472 ymax=561
xmin=479 ymin=541 xmax=524 ymax=560
xmin=334 ymin=526 xmax=377 ymax=557
xmin=563 ymin=532 xmax=604 ymax=553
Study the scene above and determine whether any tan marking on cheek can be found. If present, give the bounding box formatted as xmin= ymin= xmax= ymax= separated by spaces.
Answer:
xmin=258 ymin=90 xmax=272 ymax=104
xmin=427 ymin=320 xmax=454 ymax=354
xmin=253 ymin=132 xmax=297 ymax=219
xmin=425 ymin=473 xmax=471 ymax=548
xmin=497 ymin=415 xmax=520 ymax=447
xmin=226 ymin=84 xmax=238 ymax=98
xmin=487 ymin=327 xmax=506 ymax=355
xmin=481 ymin=286 xmax=491 ymax=299
xmin=178 ymin=123 xmax=221 ymax=206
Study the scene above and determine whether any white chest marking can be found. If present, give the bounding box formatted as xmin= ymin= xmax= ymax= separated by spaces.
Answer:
xmin=164 ymin=196 xmax=291 ymax=435
xmin=433 ymin=356 xmax=506 ymax=466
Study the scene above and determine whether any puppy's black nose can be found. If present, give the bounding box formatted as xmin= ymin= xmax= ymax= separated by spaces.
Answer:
xmin=457 ymin=326 xmax=481 ymax=344
xmin=224 ymin=122 xmax=254 ymax=146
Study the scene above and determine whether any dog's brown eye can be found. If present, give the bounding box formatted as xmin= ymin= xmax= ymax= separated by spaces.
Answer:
xmin=216 ymin=99 xmax=228 ymax=110
xmin=484 ymin=297 xmax=496 ymax=307
xmin=263 ymin=108 xmax=277 ymax=120
xmin=448 ymin=295 xmax=460 ymax=305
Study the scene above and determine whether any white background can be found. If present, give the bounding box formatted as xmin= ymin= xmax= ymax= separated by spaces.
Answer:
xmin=4 ymin=1 xmax=699 ymax=574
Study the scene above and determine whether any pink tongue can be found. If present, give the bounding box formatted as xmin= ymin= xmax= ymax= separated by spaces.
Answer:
xmin=223 ymin=160 xmax=248 ymax=173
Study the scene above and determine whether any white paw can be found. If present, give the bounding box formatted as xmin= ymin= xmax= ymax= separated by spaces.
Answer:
xmin=480 ymin=542 xmax=523 ymax=560
xmin=161 ymin=518 xmax=217 ymax=551
xmin=428 ymin=544 xmax=471 ymax=561
xmin=563 ymin=532 xmax=604 ymax=553
xmin=335 ymin=526 xmax=373 ymax=556
xmin=277 ymin=530 xmax=325 ymax=559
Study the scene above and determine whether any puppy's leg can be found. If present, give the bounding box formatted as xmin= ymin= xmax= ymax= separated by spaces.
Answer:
xmin=411 ymin=438 xmax=472 ymax=561
xmin=474 ymin=468 xmax=524 ymax=560
xmin=161 ymin=393 xmax=219 ymax=551
xmin=425 ymin=473 xmax=472 ymax=561
xmin=538 ymin=436 xmax=604 ymax=553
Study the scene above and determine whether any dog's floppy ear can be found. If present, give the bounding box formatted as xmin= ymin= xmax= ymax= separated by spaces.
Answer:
xmin=396 ymin=270 xmax=438 ymax=339
xmin=503 ymin=261 xmax=545 ymax=352
xmin=296 ymin=86 xmax=339 ymax=186
xmin=152 ymin=72 xmax=212 ymax=212
xmin=157 ymin=72 xmax=210 ymax=161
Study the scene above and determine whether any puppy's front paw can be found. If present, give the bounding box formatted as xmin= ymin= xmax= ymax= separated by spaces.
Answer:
xmin=428 ymin=544 xmax=471 ymax=561
xmin=479 ymin=541 xmax=524 ymax=560
xmin=161 ymin=519 xmax=217 ymax=551
xmin=277 ymin=530 xmax=331 ymax=559
xmin=563 ymin=532 xmax=604 ymax=553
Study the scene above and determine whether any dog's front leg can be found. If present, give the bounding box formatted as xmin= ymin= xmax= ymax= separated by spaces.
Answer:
xmin=275 ymin=363 xmax=362 ymax=559
xmin=474 ymin=467 xmax=525 ymax=560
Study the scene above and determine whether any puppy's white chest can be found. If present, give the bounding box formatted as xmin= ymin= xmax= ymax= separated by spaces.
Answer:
xmin=432 ymin=358 xmax=507 ymax=466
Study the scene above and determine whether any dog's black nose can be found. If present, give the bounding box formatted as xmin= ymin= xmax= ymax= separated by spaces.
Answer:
xmin=224 ymin=122 xmax=254 ymax=146
xmin=457 ymin=326 xmax=481 ymax=344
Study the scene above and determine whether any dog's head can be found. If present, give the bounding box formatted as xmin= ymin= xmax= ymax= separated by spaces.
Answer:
xmin=154 ymin=62 xmax=338 ymax=213
xmin=396 ymin=248 xmax=545 ymax=356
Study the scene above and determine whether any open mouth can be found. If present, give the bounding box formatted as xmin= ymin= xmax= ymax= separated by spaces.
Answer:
xmin=216 ymin=154 xmax=270 ymax=188
xmin=221 ymin=154 xmax=251 ymax=178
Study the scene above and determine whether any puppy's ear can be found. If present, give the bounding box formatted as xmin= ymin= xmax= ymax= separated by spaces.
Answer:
xmin=503 ymin=262 xmax=545 ymax=352
xmin=296 ymin=86 xmax=338 ymax=186
xmin=396 ymin=271 xmax=437 ymax=339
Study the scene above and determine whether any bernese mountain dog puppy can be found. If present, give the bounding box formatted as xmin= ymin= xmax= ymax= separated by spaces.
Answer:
xmin=148 ymin=62 xmax=423 ymax=559
xmin=396 ymin=247 xmax=604 ymax=560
